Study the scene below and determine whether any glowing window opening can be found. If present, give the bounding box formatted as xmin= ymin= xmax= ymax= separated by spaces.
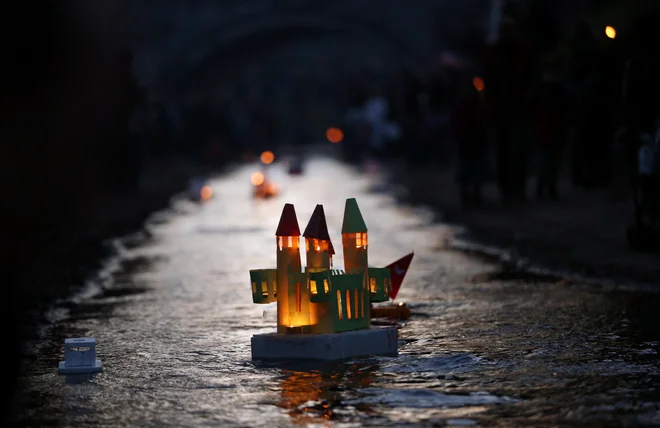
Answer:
xmin=310 ymin=280 xmax=318 ymax=295
xmin=346 ymin=290 xmax=352 ymax=319
xmin=355 ymin=232 xmax=368 ymax=249
xmin=361 ymin=291 xmax=365 ymax=317
xmin=336 ymin=290 xmax=343 ymax=319
xmin=296 ymin=282 xmax=301 ymax=312
xmin=278 ymin=236 xmax=299 ymax=250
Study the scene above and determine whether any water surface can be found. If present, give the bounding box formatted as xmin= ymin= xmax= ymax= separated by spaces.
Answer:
xmin=15 ymin=158 xmax=660 ymax=427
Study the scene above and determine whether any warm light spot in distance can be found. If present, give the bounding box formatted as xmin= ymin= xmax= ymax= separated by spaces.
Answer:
xmin=251 ymin=171 xmax=265 ymax=186
xmin=326 ymin=127 xmax=344 ymax=143
xmin=473 ymin=76 xmax=485 ymax=92
xmin=605 ymin=26 xmax=616 ymax=39
xmin=260 ymin=150 xmax=275 ymax=165
xmin=200 ymin=185 xmax=213 ymax=201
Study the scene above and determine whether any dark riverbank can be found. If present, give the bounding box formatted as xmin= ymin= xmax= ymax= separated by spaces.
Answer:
xmin=15 ymin=159 xmax=215 ymax=320
xmin=385 ymin=161 xmax=660 ymax=287
xmin=5 ymin=158 xmax=219 ymax=424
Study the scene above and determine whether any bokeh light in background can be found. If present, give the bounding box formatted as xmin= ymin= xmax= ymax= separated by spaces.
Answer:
xmin=200 ymin=185 xmax=213 ymax=201
xmin=326 ymin=127 xmax=344 ymax=144
xmin=605 ymin=25 xmax=616 ymax=39
xmin=251 ymin=171 xmax=265 ymax=186
xmin=260 ymin=150 xmax=275 ymax=165
xmin=472 ymin=76 xmax=485 ymax=92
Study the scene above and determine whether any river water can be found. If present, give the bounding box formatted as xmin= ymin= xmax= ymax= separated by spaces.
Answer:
xmin=14 ymin=158 xmax=660 ymax=427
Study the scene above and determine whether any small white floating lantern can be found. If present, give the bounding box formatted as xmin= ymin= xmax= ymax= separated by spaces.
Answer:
xmin=58 ymin=337 xmax=102 ymax=374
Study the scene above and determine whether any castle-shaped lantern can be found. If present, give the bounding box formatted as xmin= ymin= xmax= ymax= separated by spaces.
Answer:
xmin=249 ymin=198 xmax=393 ymax=335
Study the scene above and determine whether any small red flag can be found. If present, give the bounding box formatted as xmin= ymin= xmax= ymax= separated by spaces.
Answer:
xmin=386 ymin=252 xmax=414 ymax=300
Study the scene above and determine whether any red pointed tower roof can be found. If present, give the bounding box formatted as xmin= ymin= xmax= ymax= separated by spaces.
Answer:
xmin=275 ymin=203 xmax=301 ymax=236
xmin=303 ymin=205 xmax=331 ymax=240
xmin=303 ymin=204 xmax=336 ymax=255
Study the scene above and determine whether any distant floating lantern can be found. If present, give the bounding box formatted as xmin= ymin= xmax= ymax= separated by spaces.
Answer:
xmin=251 ymin=171 xmax=265 ymax=187
xmin=251 ymin=170 xmax=279 ymax=198
xmin=188 ymin=177 xmax=212 ymax=202
xmin=200 ymin=185 xmax=213 ymax=201
xmin=254 ymin=181 xmax=279 ymax=199
xmin=288 ymin=155 xmax=304 ymax=175
xmin=473 ymin=77 xmax=485 ymax=92
xmin=326 ymin=127 xmax=344 ymax=144
xmin=605 ymin=25 xmax=616 ymax=39
xmin=260 ymin=150 xmax=275 ymax=165
xmin=371 ymin=301 xmax=412 ymax=320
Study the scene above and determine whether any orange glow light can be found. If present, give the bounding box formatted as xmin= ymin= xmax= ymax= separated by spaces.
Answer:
xmin=355 ymin=232 xmax=368 ymax=248
xmin=278 ymin=235 xmax=300 ymax=250
xmin=251 ymin=171 xmax=265 ymax=186
xmin=326 ymin=127 xmax=344 ymax=144
xmin=605 ymin=25 xmax=616 ymax=39
xmin=260 ymin=150 xmax=275 ymax=165
xmin=305 ymin=238 xmax=328 ymax=253
xmin=254 ymin=180 xmax=279 ymax=198
xmin=200 ymin=185 xmax=213 ymax=201
xmin=473 ymin=77 xmax=485 ymax=92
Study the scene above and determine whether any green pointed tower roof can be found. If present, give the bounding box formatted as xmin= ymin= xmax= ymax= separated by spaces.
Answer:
xmin=341 ymin=198 xmax=368 ymax=233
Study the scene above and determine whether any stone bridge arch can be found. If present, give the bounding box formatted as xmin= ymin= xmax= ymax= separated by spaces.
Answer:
xmin=134 ymin=7 xmax=438 ymax=94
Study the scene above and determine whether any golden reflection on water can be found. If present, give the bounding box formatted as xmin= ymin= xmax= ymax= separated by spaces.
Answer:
xmin=277 ymin=363 xmax=376 ymax=425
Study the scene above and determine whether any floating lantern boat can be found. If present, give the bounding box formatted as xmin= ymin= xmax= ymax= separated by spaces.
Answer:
xmin=58 ymin=337 xmax=102 ymax=374
xmin=248 ymin=199 xmax=413 ymax=361
xmin=371 ymin=301 xmax=412 ymax=321
xmin=370 ymin=252 xmax=414 ymax=320
xmin=187 ymin=177 xmax=213 ymax=202
xmin=251 ymin=171 xmax=279 ymax=199
xmin=287 ymin=155 xmax=304 ymax=175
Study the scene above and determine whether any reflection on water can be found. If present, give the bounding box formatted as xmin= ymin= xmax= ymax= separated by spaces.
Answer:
xmin=277 ymin=361 xmax=376 ymax=424
xmin=62 ymin=372 xmax=101 ymax=386
xmin=353 ymin=388 xmax=516 ymax=409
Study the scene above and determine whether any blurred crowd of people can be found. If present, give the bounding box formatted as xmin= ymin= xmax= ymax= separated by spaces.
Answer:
xmin=104 ymin=61 xmax=284 ymax=193
xmin=340 ymin=3 xmax=660 ymax=210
